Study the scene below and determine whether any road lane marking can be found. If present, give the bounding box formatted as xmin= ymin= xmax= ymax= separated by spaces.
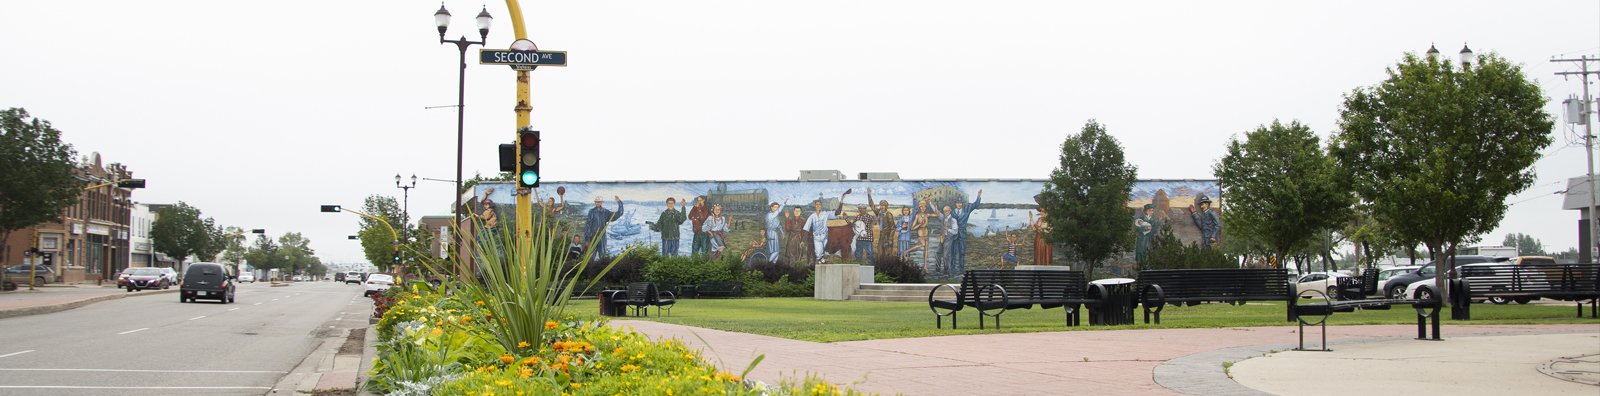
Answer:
xmin=116 ymin=328 xmax=149 ymax=335
xmin=254 ymin=302 xmax=263 ymax=306
xmin=0 ymin=350 xmax=34 ymax=358
xmin=272 ymin=299 xmax=280 ymax=301
xmin=228 ymin=308 xmax=239 ymax=311
xmin=0 ymin=368 xmax=286 ymax=374
xmin=188 ymin=316 xmax=206 ymax=320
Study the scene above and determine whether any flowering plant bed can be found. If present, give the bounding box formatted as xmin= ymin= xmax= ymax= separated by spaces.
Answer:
xmin=368 ymin=285 xmax=867 ymax=395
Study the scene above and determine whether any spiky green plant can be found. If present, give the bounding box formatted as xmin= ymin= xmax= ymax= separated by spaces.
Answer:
xmin=426 ymin=205 xmax=624 ymax=354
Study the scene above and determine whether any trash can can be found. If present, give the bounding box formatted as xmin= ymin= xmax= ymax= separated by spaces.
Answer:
xmin=599 ymin=290 xmax=628 ymax=317
xmin=1089 ymin=278 xmax=1136 ymax=325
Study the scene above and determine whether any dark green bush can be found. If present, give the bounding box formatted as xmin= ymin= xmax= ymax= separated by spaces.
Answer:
xmin=872 ymin=254 xmax=925 ymax=283
xmin=1141 ymin=224 xmax=1237 ymax=271
xmin=642 ymin=254 xmax=742 ymax=287
xmin=747 ymin=261 xmax=812 ymax=283
xmin=741 ymin=271 xmax=814 ymax=297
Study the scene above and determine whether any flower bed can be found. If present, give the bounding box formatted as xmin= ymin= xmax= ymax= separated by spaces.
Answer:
xmin=368 ymin=285 xmax=867 ymax=395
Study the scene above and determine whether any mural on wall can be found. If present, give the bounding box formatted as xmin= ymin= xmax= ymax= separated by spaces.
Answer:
xmin=465 ymin=179 xmax=1221 ymax=276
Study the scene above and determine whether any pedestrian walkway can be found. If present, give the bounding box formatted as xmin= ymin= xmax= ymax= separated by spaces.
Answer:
xmin=0 ymin=284 xmax=172 ymax=319
xmin=612 ymin=320 xmax=1599 ymax=395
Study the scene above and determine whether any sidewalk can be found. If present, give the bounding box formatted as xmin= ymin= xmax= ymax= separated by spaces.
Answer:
xmin=0 ymin=284 xmax=174 ymax=319
xmin=613 ymin=320 xmax=1599 ymax=395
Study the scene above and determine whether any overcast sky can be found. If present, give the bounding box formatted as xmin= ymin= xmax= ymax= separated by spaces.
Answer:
xmin=4 ymin=1 xmax=1597 ymax=265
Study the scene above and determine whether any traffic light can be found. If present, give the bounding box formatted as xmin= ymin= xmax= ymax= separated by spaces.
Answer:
xmin=116 ymin=179 xmax=146 ymax=189
xmin=498 ymin=143 xmax=515 ymax=172
xmin=517 ymin=128 xmax=540 ymax=188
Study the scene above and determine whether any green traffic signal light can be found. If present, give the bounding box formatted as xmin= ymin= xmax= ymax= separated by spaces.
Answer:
xmin=517 ymin=129 xmax=540 ymax=188
xmin=520 ymin=169 xmax=539 ymax=185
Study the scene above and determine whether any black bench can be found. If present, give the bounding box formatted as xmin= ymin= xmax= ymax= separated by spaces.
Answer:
xmin=928 ymin=269 xmax=1105 ymax=329
xmin=1135 ymin=268 xmax=1294 ymax=324
xmin=1289 ymin=289 xmax=1442 ymax=351
xmin=616 ymin=282 xmax=676 ymax=317
xmin=1334 ymin=268 xmax=1380 ymax=300
xmin=1453 ymin=263 xmax=1600 ymax=320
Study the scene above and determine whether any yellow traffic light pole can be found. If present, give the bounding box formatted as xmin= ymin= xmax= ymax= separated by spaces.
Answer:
xmin=506 ymin=0 xmax=534 ymax=249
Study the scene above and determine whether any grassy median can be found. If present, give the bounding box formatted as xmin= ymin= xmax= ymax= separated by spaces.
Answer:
xmin=569 ymin=297 xmax=1599 ymax=342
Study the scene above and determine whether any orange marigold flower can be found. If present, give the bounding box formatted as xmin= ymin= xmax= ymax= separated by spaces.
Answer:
xmin=460 ymin=315 xmax=472 ymax=323
xmin=517 ymin=341 xmax=531 ymax=348
xmin=619 ymin=364 xmax=639 ymax=372
xmin=521 ymin=356 xmax=540 ymax=365
xmin=519 ymin=368 xmax=533 ymax=378
xmin=475 ymin=300 xmax=485 ymax=306
xmin=499 ymin=354 xmax=515 ymax=364
xmin=545 ymin=321 xmax=558 ymax=330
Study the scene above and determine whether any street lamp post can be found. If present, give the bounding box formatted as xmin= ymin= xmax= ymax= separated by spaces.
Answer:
xmin=395 ymin=173 xmax=417 ymax=236
xmin=434 ymin=3 xmax=493 ymax=253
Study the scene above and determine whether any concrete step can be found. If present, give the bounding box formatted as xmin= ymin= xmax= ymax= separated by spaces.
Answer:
xmin=850 ymin=283 xmax=953 ymax=302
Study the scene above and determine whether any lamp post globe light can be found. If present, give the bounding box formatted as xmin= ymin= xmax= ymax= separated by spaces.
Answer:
xmin=434 ymin=3 xmax=492 ymax=253
xmin=396 ymin=173 xmax=417 ymax=234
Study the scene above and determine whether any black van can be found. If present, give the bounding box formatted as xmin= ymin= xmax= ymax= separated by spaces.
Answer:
xmin=180 ymin=262 xmax=236 ymax=304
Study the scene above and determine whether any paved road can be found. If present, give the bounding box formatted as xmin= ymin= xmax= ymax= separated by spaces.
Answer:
xmin=0 ymin=281 xmax=370 ymax=395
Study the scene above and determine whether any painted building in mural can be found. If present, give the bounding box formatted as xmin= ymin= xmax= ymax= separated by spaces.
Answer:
xmin=462 ymin=178 xmax=1221 ymax=277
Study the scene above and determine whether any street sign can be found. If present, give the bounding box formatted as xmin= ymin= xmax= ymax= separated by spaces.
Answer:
xmin=479 ymin=49 xmax=567 ymax=67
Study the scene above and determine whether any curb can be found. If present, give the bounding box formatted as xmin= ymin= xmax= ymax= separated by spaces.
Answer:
xmin=273 ymin=298 xmax=376 ymax=395
xmin=0 ymin=288 xmax=178 ymax=320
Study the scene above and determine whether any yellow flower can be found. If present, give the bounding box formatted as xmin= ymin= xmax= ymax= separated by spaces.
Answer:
xmin=430 ymin=328 xmax=444 ymax=336
xmin=517 ymin=341 xmax=531 ymax=348
xmin=612 ymin=347 xmax=625 ymax=355
xmin=619 ymin=364 xmax=639 ymax=372
xmin=519 ymin=367 xmax=533 ymax=378
xmin=500 ymin=354 xmax=515 ymax=364
xmin=545 ymin=320 xmax=559 ymax=330
xmin=475 ymin=300 xmax=486 ymax=306
xmin=495 ymin=379 xmax=512 ymax=387
xmin=460 ymin=315 xmax=473 ymax=324
xmin=571 ymin=382 xmax=583 ymax=389
xmin=521 ymin=356 xmax=540 ymax=365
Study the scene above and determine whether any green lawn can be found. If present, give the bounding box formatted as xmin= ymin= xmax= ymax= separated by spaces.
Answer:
xmin=568 ymin=297 xmax=1599 ymax=342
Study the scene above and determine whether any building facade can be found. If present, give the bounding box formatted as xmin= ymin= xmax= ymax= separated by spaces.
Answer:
xmin=1 ymin=153 xmax=137 ymax=283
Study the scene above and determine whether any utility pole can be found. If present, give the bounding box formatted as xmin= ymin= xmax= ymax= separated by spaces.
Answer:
xmin=1552 ymin=56 xmax=1599 ymax=263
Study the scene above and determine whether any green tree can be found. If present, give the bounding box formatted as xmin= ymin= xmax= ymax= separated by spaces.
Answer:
xmin=1331 ymin=50 xmax=1552 ymax=304
xmin=277 ymin=232 xmax=317 ymax=277
xmin=1038 ymin=120 xmax=1139 ymax=278
xmin=243 ymin=235 xmax=283 ymax=277
xmin=219 ymin=226 xmax=250 ymax=271
xmin=358 ymin=195 xmax=405 ymax=272
xmin=1500 ymin=233 xmax=1543 ymax=256
xmin=359 ymin=226 xmax=398 ymax=272
xmin=1215 ymin=120 xmax=1355 ymax=273
xmin=0 ymin=108 xmax=80 ymax=259
xmin=151 ymin=202 xmax=219 ymax=266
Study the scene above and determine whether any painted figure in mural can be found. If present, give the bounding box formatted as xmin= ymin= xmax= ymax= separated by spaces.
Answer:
xmin=653 ymin=197 xmax=687 ymax=257
xmin=803 ymin=190 xmax=851 ymax=264
xmin=849 ymin=206 xmax=876 ymax=263
xmin=568 ymin=234 xmax=583 ymax=261
xmin=704 ymin=204 xmax=730 ymax=260
xmin=911 ymin=197 xmax=936 ymax=268
xmin=866 ymin=188 xmax=892 ymax=262
xmin=583 ymin=196 xmax=624 ymax=261
xmin=937 ymin=205 xmax=959 ymax=273
xmin=1029 ymin=207 xmax=1053 ymax=265
xmin=1188 ymin=194 xmax=1221 ymax=249
xmin=479 ymin=187 xmax=499 ymax=229
xmin=895 ymin=207 xmax=914 ymax=257
xmin=949 ymin=190 xmax=983 ymax=273
xmin=783 ymin=206 xmax=809 ymax=263
xmin=1134 ymin=204 xmax=1159 ymax=263
xmin=1000 ymin=232 xmax=1020 ymax=269
xmin=760 ymin=200 xmax=787 ymax=263
xmin=688 ymin=196 xmax=710 ymax=256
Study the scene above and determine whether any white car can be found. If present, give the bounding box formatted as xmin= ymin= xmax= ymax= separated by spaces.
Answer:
xmin=238 ymin=273 xmax=256 ymax=283
xmin=364 ymin=273 xmax=395 ymax=297
xmin=1293 ymin=272 xmax=1349 ymax=298
xmin=292 ymin=275 xmax=303 ymax=282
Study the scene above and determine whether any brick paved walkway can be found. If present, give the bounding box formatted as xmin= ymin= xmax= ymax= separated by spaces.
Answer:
xmin=613 ymin=320 xmax=1599 ymax=395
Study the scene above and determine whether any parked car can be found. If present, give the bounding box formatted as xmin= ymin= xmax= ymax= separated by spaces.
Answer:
xmin=292 ymin=275 xmax=303 ymax=282
xmin=1401 ymin=263 xmax=1524 ymax=303
xmin=1380 ymin=255 xmax=1508 ymax=298
xmin=180 ymin=262 xmax=236 ymax=304
xmin=4 ymin=264 xmax=54 ymax=286
xmin=1293 ymin=272 xmax=1349 ymax=298
xmin=1377 ymin=266 xmax=1420 ymax=285
xmin=344 ymin=271 xmax=364 ymax=285
xmin=238 ymin=272 xmax=256 ymax=283
xmin=363 ymin=273 xmax=395 ymax=297
xmin=119 ymin=267 xmax=170 ymax=291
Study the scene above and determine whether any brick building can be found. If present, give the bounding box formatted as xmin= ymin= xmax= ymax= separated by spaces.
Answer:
xmin=1 ymin=153 xmax=137 ymax=283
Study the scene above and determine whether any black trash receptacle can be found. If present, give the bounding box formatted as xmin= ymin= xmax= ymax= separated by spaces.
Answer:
xmin=1089 ymin=278 xmax=1136 ymax=325
xmin=599 ymin=290 xmax=628 ymax=317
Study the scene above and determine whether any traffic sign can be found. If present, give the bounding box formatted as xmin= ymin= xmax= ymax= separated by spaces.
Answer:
xmin=479 ymin=49 xmax=567 ymax=67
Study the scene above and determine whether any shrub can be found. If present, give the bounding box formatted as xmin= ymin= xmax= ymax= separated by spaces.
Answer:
xmin=741 ymin=271 xmax=814 ymax=297
xmin=872 ymin=254 xmax=925 ymax=283
xmin=642 ymin=255 xmax=742 ymax=287
xmin=1142 ymin=224 xmax=1237 ymax=271
xmin=747 ymin=261 xmax=811 ymax=284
